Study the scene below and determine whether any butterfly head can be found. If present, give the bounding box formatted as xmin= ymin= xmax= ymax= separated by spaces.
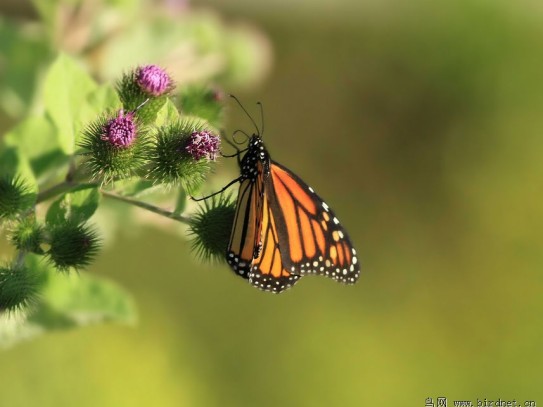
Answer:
xmin=239 ymin=135 xmax=270 ymax=180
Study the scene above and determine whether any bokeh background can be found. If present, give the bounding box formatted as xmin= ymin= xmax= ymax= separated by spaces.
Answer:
xmin=1 ymin=0 xmax=543 ymax=405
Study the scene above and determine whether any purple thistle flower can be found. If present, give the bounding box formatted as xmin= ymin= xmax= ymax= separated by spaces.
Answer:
xmin=185 ymin=131 xmax=220 ymax=161
xmin=101 ymin=110 xmax=136 ymax=148
xmin=136 ymin=65 xmax=172 ymax=96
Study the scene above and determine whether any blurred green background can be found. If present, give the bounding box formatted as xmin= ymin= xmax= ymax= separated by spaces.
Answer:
xmin=2 ymin=0 xmax=543 ymax=406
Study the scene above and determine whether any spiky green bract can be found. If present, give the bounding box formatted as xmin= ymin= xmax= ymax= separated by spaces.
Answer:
xmin=10 ymin=216 xmax=44 ymax=254
xmin=179 ymin=85 xmax=224 ymax=128
xmin=79 ymin=113 xmax=150 ymax=184
xmin=188 ymin=194 xmax=236 ymax=263
xmin=0 ymin=175 xmax=35 ymax=220
xmin=46 ymin=221 xmax=100 ymax=271
xmin=117 ymin=69 xmax=173 ymax=125
xmin=0 ymin=264 xmax=43 ymax=313
xmin=147 ymin=118 xmax=217 ymax=193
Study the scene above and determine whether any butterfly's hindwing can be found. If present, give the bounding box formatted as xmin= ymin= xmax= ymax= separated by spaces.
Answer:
xmin=247 ymin=189 xmax=301 ymax=293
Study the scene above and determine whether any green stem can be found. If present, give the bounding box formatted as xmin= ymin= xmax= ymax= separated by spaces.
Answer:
xmin=13 ymin=250 xmax=26 ymax=269
xmin=100 ymin=190 xmax=192 ymax=225
xmin=36 ymin=181 xmax=99 ymax=204
xmin=36 ymin=179 xmax=192 ymax=225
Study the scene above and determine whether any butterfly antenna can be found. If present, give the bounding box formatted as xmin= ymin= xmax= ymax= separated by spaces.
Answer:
xmin=220 ymin=129 xmax=240 ymax=157
xmin=229 ymin=94 xmax=260 ymax=136
xmin=221 ymin=134 xmax=248 ymax=158
xmin=222 ymin=136 xmax=239 ymax=151
xmin=232 ymin=129 xmax=251 ymax=144
xmin=257 ymin=101 xmax=264 ymax=137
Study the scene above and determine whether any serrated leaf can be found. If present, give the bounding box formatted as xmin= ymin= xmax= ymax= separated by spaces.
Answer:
xmin=46 ymin=186 xmax=100 ymax=224
xmin=155 ymin=98 xmax=180 ymax=127
xmin=3 ymin=115 xmax=68 ymax=177
xmin=0 ymin=147 xmax=38 ymax=196
xmin=43 ymin=53 xmax=98 ymax=154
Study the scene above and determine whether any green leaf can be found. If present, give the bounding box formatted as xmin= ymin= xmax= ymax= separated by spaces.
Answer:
xmin=43 ymin=53 xmax=98 ymax=155
xmin=39 ymin=270 xmax=137 ymax=326
xmin=46 ymin=186 xmax=101 ymax=224
xmin=0 ymin=313 xmax=44 ymax=349
xmin=3 ymin=115 xmax=68 ymax=177
xmin=0 ymin=19 xmax=49 ymax=117
xmin=0 ymin=147 xmax=38 ymax=196
xmin=86 ymin=84 xmax=121 ymax=112
xmin=155 ymin=98 xmax=180 ymax=127
xmin=0 ymin=258 xmax=136 ymax=348
xmin=31 ymin=0 xmax=62 ymax=40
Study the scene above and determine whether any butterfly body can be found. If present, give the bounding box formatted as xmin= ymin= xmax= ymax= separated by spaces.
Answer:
xmin=226 ymin=135 xmax=360 ymax=293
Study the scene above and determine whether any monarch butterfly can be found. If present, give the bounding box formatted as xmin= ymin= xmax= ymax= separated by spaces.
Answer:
xmin=198 ymin=98 xmax=361 ymax=293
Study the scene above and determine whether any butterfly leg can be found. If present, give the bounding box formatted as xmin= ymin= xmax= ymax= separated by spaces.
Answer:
xmin=190 ymin=176 xmax=243 ymax=201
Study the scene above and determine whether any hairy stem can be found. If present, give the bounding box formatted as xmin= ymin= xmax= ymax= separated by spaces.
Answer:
xmin=100 ymin=190 xmax=192 ymax=225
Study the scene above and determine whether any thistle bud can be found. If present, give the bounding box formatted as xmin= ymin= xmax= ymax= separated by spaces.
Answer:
xmin=0 ymin=175 xmax=34 ymax=220
xmin=46 ymin=221 xmax=100 ymax=271
xmin=9 ymin=217 xmax=44 ymax=254
xmin=147 ymin=118 xmax=219 ymax=193
xmin=136 ymin=64 xmax=173 ymax=97
xmin=101 ymin=110 xmax=136 ymax=148
xmin=188 ymin=195 xmax=236 ymax=263
xmin=0 ymin=264 xmax=42 ymax=313
xmin=79 ymin=110 xmax=149 ymax=183
xmin=117 ymin=65 xmax=175 ymax=124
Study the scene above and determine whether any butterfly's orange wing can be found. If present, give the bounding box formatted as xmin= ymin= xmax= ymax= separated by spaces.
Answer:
xmin=225 ymin=135 xmax=360 ymax=293
xmin=226 ymin=161 xmax=266 ymax=279
xmin=247 ymin=186 xmax=301 ymax=293
xmin=265 ymin=161 xmax=361 ymax=284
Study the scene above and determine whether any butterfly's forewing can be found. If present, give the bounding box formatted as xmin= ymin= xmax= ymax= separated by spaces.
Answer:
xmin=267 ymin=161 xmax=361 ymax=284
